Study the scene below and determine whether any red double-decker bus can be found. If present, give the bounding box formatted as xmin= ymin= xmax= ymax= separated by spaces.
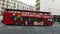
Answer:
xmin=1 ymin=9 xmax=54 ymax=26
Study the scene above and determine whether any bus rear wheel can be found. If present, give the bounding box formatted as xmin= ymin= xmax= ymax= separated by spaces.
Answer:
xmin=14 ymin=22 xmax=18 ymax=26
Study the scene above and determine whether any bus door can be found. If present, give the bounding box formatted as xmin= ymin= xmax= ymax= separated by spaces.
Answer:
xmin=27 ymin=18 xmax=34 ymax=25
xmin=34 ymin=18 xmax=45 ymax=26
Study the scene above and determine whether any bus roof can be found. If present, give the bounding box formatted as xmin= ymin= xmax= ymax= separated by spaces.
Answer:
xmin=5 ymin=9 xmax=51 ymax=14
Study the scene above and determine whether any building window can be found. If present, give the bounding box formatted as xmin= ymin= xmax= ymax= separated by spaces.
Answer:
xmin=3 ymin=0 xmax=8 ymax=2
xmin=4 ymin=5 xmax=7 ymax=8
xmin=24 ymin=5 xmax=25 ymax=10
xmin=28 ymin=8 xmax=29 ymax=10
xmin=19 ymin=4 xmax=21 ymax=9
xmin=26 ymin=6 xmax=29 ymax=10
xmin=4 ymin=2 xmax=7 ymax=5
xmin=0 ymin=8 xmax=2 ymax=11
xmin=36 ymin=0 xmax=40 ymax=2
xmin=1 ymin=11 xmax=4 ymax=16
xmin=23 ymin=6 xmax=24 ymax=10
xmin=17 ymin=4 xmax=19 ymax=9
xmin=0 ymin=1 xmax=3 ymax=4
xmin=0 ymin=12 xmax=1 ymax=15
xmin=52 ymin=0 xmax=54 ymax=1
xmin=9 ymin=0 xmax=12 ymax=2
xmin=25 ymin=6 xmax=27 ymax=10
xmin=0 ymin=5 xmax=2 ymax=8
xmin=12 ymin=1 xmax=14 ymax=4
xmin=11 ymin=7 xmax=12 ymax=9
xmin=8 ymin=6 xmax=10 ymax=9
xmin=7 ymin=0 xmax=11 ymax=3
xmin=21 ymin=5 xmax=23 ymax=10
xmin=27 ymin=7 xmax=28 ymax=10
xmin=9 ymin=4 xmax=14 ymax=6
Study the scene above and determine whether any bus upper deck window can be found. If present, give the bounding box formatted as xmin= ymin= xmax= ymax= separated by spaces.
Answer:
xmin=22 ymin=12 xmax=24 ymax=14
xmin=39 ymin=13 xmax=43 ymax=15
xmin=11 ymin=11 xmax=14 ymax=13
xmin=14 ymin=11 xmax=17 ymax=13
xmin=33 ymin=13 xmax=37 ymax=16
xmin=17 ymin=12 xmax=21 ymax=13
xmin=44 ymin=13 xmax=47 ymax=15
xmin=8 ymin=11 xmax=11 ymax=13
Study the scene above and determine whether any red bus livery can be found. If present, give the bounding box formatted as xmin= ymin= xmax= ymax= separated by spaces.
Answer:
xmin=2 ymin=9 xmax=54 ymax=26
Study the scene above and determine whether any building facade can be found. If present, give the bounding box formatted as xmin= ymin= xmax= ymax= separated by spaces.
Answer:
xmin=36 ymin=0 xmax=40 ymax=11
xmin=0 ymin=0 xmax=4 ymax=15
xmin=3 ymin=0 xmax=16 ymax=9
xmin=0 ymin=0 xmax=16 ymax=15
xmin=15 ymin=1 xmax=35 ymax=11
xmin=36 ymin=0 xmax=60 ymax=15
xmin=0 ymin=0 xmax=35 ymax=16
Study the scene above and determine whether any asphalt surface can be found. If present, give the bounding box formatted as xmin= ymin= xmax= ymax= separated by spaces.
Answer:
xmin=0 ymin=15 xmax=60 ymax=34
xmin=0 ymin=23 xmax=60 ymax=34
xmin=0 ymin=17 xmax=60 ymax=34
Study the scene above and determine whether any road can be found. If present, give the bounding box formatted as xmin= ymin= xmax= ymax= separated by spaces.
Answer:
xmin=0 ymin=23 xmax=60 ymax=34
xmin=0 ymin=16 xmax=60 ymax=34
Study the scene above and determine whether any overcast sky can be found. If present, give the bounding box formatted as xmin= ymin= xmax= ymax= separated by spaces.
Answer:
xmin=17 ymin=0 xmax=36 ymax=6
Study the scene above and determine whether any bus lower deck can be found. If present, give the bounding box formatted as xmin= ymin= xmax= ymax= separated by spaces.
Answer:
xmin=1 ymin=9 xmax=54 ymax=26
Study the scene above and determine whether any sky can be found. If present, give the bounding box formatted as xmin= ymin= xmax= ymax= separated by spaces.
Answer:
xmin=17 ymin=0 xmax=36 ymax=6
